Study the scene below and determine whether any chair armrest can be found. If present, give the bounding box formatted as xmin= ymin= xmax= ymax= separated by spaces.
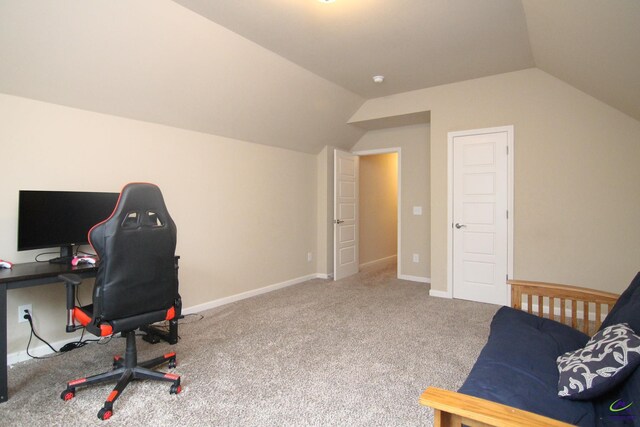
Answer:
xmin=508 ymin=279 xmax=619 ymax=335
xmin=419 ymin=387 xmax=573 ymax=427
xmin=58 ymin=274 xmax=83 ymax=332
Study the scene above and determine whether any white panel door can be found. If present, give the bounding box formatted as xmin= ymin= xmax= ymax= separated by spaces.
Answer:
xmin=452 ymin=131 xmax=509 ymax=305
xmin=334 ymin=150 xmax=359 ymax=280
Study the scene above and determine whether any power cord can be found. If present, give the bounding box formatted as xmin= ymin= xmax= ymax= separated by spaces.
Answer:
xmin=143 ymin=313 xmax=203 ymax=342
xmin=24 ymin=310 xmax=60 ymax=359
xmin=181 ymin=313 xmax=205 ymax=324
xmin=23 ymin=302 xmax=190 ymax=358
xmin=151 ymin=313 xmax=204 ymax=332
xmin=59 ymin=328 xmax=101 ymax=352
xmin=24 ymin=280 xmax=113 ymax=359
xmin=34 ymin=251 xmax=61 ymax=263
xmin=23 ymin=309 xmax=101 ymax=359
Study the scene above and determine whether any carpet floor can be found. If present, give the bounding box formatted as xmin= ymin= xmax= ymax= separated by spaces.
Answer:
xmin=0 ymin=261 xmax=499 ymax=426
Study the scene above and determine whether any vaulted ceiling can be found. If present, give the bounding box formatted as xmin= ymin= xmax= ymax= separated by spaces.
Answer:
xmin=174 ymin=0 xmax=535 ymax=98
xmin=0 ymin=1 xmax=638 ymax=154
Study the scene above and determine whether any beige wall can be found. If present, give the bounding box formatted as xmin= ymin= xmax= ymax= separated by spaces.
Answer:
xmin=352 ymin=124 xmax=431 ymax=279
xmin=0 ymin=93 xmax=317 ymax=354
xmin=351 ymin=68 xmax=640 ymax=294
xmin=359 ymin=153 xmax=398 ymax=266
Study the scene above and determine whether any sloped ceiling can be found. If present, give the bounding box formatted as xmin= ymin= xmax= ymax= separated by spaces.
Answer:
xmin=173 ymin=0 xmax=535 ymax=98
xmin=175 ymin=0 xmax=639 ymax=123
xmin=0 ymin=1 xmax=638 ymax=156
xmin=522 ymin=0 xmax=640 ymax=122
xmin=0 ymin=0 xmax=365 ymax=154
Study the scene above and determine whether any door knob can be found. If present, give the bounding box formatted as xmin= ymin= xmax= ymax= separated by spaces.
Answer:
xmin=455 ymin=223 xmax=466 ymax=229
xmin=335 ymin=219 xmax=344 ymax=224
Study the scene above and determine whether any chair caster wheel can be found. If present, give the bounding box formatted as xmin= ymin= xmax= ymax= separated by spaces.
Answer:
xmin=60 ymin=388 xmax=75 ymax=401
xmin=168 ymin=358 xmax=177 ymax=369
xmin=98 ymin=407 xmax=113 ymax=420
xmin=170 ymin=384 xmax=182 ymax=394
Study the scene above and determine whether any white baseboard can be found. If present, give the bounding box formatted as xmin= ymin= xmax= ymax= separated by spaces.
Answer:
xmin=359 ymin=255 xmax=397 ymax=269
xmin=8 ymin=272 xmax=325 ymax=366
xmin=398 ymin=274 xmax=430 ymax=284
xmin=182 ymin=273 xmax=320 ymax=315
xmin=315 ymin=273 xmax=333 ymax=280
xmin=429 ymin=289 xmax=452 ymax=299
xmin=8 ymin=334 xmax=85 ymax=366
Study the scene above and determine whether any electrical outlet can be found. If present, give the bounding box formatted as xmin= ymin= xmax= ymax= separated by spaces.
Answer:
xmin=18 ymin=304 xmax=32 ymax=323
xmin=307 ymin=252 xmax=313 ymax=262
xmin=412 ymin=253 xmax=420 ymax=263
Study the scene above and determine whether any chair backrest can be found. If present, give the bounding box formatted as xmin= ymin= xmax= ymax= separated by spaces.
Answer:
xmin=89 ymin=183 xmax=178 ymax=322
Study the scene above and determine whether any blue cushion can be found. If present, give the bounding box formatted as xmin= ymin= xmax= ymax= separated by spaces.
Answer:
xmin=593 ymin=364 xmax=640 ymax=426
xmin=592 ymin=272 xmax=640 ymax=426
xmin=459 ymin=307 xmax=596 ymax=426
xmin=600 ymin=272 xmax=640 ymax=334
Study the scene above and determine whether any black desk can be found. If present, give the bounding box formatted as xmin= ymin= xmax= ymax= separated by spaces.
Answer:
xmin=0 ymin=261 xmax=178 ymax=402
xmin=0 ymin=262 xmax=97 ymax=402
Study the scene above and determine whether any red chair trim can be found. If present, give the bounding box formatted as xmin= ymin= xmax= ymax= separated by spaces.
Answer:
xmin=73 ymin=307 xmax=91 ymax=326
xmin=72 ymin=307 xmax=113 ymax=337
xmin=100 ymin=324 xmax=113 ymax=336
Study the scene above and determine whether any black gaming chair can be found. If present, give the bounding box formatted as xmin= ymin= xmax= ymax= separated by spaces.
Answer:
xmin=58 ymin=183 xmax=182 ymax=421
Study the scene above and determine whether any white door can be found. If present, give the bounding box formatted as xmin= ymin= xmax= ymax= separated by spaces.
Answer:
xmin=334 ymin=150 xmax=359 ymax=280
xmin=452 ymin=129 xmax=510 ymax=305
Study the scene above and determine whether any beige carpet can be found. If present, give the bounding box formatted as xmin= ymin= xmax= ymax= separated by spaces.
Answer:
xmin=0 ymin=261 xmax=499 ymax=426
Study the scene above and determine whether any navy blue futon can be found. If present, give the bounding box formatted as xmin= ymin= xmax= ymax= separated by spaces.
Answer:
xmin=459 ymin=273 xmax=640 ymax=426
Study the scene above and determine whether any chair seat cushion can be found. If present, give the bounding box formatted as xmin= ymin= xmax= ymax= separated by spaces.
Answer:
xmin=108 ymin=307 xmax=174 ymax=334
xmin=74 ymin=304 xmax=176 ymax=337
xmin=458 ymin=306 xmax=596 ymax=426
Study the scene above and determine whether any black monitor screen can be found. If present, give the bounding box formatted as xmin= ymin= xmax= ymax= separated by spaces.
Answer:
xmin=18 ymin=190 xmax=119 ymax=251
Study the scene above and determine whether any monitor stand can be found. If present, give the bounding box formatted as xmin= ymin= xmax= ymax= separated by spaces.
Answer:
xmin=49 ymin=245 xmax=75 ymax=265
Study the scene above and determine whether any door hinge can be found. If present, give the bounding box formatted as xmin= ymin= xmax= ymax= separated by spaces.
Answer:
xmin=506 ymin=210 xmax=509 ymax=219
xmin=506 ymin=146 xmax=509 ymax=155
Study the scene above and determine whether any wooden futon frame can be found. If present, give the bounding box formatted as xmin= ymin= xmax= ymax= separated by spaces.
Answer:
xmin=420 ymin=279 xmax=620 ymax=427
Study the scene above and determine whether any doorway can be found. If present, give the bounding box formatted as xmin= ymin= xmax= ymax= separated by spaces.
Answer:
xmin=334 ymin=148 xmax=401 ymax=280
xmin=359 ymin=152 xmax=398 ymax=268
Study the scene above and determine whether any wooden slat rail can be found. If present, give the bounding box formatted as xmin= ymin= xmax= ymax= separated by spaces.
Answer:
xmin=420 ymin=387 xmax=573 ymax=427
xmin=420 ymin=279 xmax=621 ymax=427
xmin=508 ymin=279 xmax=619 ymax=335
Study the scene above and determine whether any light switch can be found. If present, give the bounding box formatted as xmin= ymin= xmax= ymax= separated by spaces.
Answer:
xmin=413 ymin=206 xmax=422 ymax=215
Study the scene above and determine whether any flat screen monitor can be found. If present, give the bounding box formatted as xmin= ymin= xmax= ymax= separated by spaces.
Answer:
xmin=18 ymin=190 xmax=119 ymax=263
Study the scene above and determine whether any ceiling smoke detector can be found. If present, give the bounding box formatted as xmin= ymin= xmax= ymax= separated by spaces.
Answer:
xmin=373 ymin=75 xmax=385 ymax=84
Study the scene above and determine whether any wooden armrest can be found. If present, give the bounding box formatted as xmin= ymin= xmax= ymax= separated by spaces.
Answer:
xmin=420 ymin=387 xmax=573 ymax=427
xmin=507 ymin=279 xmax=619 ymax=335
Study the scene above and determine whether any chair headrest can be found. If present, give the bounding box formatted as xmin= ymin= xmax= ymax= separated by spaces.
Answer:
xmin=91 ymin=182 xmax=174 ymax=239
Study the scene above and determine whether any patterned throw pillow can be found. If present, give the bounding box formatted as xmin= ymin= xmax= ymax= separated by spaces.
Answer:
xmin=557 ymin=323 xmax=640 ymax=400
